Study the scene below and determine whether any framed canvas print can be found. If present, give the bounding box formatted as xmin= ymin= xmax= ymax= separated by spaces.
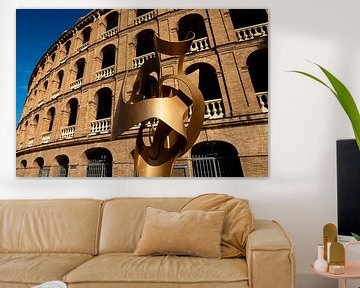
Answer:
xmin=16 ymin=9 xmax=269 ymax=177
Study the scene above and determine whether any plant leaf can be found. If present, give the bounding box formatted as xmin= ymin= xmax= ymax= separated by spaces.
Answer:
xmin=290 ymin=64 xmax=360 ymax=150
xmin=289 ymin=70 xmax=337 ymax=99
xmin=351 ymin=232 xmax=360 ymax=241
xmin=316 ymin=64 xmax=360 ymax=150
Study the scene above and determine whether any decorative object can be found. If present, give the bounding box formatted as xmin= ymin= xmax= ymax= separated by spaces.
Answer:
xmin=314 ymin=244 xmax=328 ymax=272
xmin=329 ymin=242 xmax=345 ymax=275
xmin=16 ymin=9 xmax=269 ymax=178
xmin=133 ymin=207 xmax=225 ymax=258
xmin=311 ymin=241 xmax=360 ymax=288
xmin=328 ymin=264 xmax=345 ymax=275
xmin=111 ymin=33 xmax=205 ymax=176
xmin=323 ymin=223 xmax=337 ymax=261
xmin=290 ymin=63 xmax=360 ymax=150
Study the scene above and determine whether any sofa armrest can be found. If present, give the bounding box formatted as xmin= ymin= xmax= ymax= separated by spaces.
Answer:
xmin=246 ymin=220 xmax=295 ymax=288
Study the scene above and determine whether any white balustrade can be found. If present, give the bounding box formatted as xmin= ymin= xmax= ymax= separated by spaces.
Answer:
xmin=132 ymin=52 xmax=155 ymax=68
xmin=255 ymin=91 xmax=268 ymax=112
xmin=51 ymin=89 xmax=61 ymax=99
xmin=190 ymin=37 xmax=210 ymax=53
xmin=78 ymin=42 xmax=89 ymax=52
xmin=102 ymin=27 xmax=118 ymax=39
xmin=134 ymin=10 xmax=155 ymax=25
xmin=204 ymin=99 xmax=224 ymax=119
xmin=189 ymin=99 xmax=224 ymax=120
xmin=69 ymin=78 xmax=83 ymax=90
xmin=41 ymin=132 xmax=51 ymax=144
xmin=96 ymin=65 xmax=115 ymax=80
xmin=61 ymin=125 xmax=76 ymax=139
xmin=235 ymin=22 xmax=268 ymax=42
xmin=90 ymin=118 xmax=111 ymax=134
xmin=27 ymin=138 xmax=34 ymax=147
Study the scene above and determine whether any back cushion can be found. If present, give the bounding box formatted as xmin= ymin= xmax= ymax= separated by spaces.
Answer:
xmin=99 ymin=198 xmax=189 ymax=253
xmin=0 ymin=199 xmax=102 ymax=254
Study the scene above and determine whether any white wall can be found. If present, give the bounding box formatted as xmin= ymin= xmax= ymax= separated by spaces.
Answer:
xmin=1 ymin=1 xmax=359 ymax=287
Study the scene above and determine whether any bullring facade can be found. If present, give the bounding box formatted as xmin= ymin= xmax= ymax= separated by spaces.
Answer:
xmin=16 ymin=9 xmax=269 ymax=177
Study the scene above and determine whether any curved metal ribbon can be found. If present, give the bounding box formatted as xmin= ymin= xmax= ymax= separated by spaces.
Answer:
xmin=112 ymin=33 xmax=205 ymax=176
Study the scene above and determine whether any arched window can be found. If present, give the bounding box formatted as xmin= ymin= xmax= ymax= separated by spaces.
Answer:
xmin=75 ymin=58 xmax=86 ymax=80
xmin=85 ymin=148 xmax=112 ymax=177
xmin=191 ymin=141 xmax=243 ymax=177
xmin=34 ymin=157 xmax=49 ymax=177
xmin=65 ymin=41 xmax=71 ymax=55
xmin=185 ymin=63 xmax=221 ymax=101
xmin=47 ymin=107 xmax=56 ymax=132
xmin=106 ymin=11 xmax=119 ymax=31
xmin=82 ymin=27 xmax=91 ymax=44
xmin=140 ymin=75 xmax=158 ymax=98
xmin=96 ymin=88 xmax=112 ymax=120
xmin=20 ymin=159 xmax=27 ymax=169
xmin=67 ymin=98 xmax=79 ymax=126
xmin=185 ymin=63 xmax=224 ymax=119
xmin=136 ymin=29 xmax=155 ymax=56
xmin=229 ymin=9 xmax=268 ymax=29
xmin=57 ymin=70 xmax=64 ymax=89
xmin=34 ymin=90 xmax=37 ymax=96
xmin=56 ymin=155 xmax=69 ymax=177
xmin=247 ymin=48 xmax=268 ymax=93
xmin=33 ymin=114 xmax=39 ymax=134
xmin=44 ymin=80 xmax=48 ymax=91
xmin=34 ymin=114 xmax=39 ymax=126
xmin=178 ymin=14 xmax=207 ymax=41
xmin=51 ymin=53 xmax=56 ymax=62
xmin=100 ymin=45 xmax=116 ymax=69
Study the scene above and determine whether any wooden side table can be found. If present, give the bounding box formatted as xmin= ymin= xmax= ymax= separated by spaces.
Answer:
xmin=312 ymin=242 xmax=360 ymax=288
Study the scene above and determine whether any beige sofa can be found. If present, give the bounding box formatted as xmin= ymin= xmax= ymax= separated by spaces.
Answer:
xmin=0 ymin=198 xmax=295 ymax=288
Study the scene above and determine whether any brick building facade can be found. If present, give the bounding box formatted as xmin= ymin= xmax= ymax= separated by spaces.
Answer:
xmin=16 ymin=9 xmax=269 ymax=177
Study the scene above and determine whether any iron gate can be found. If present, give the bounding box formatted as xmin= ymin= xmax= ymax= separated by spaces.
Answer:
xmin=86 ymin=162 xmax=111 ymax=177
xmin=192 ymin=155 xmax=242 ymax=177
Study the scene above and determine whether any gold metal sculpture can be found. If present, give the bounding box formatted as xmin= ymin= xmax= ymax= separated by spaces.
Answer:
xmin=111 ymin=33 xmax=205 ymax=176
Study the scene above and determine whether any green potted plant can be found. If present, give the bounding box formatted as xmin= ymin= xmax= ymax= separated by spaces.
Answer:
xmin=291 ymin=64 xmax=360 ymax=241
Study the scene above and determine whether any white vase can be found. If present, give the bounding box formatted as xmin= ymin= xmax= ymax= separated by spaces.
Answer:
xmin=314 ymin=244 xmax=328 ymax=272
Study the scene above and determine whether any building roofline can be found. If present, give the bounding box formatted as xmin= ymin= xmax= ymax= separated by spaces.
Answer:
xmin=27 ymin=9 xmax=109 ymax=91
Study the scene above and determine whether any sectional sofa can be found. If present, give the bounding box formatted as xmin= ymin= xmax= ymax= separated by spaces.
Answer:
xmin=0 ymin=197 xmax=294 ymax=288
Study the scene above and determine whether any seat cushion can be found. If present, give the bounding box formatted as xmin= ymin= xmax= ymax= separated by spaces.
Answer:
xmin=64 ymin=253 xmax=248 ymax=288
xmin=0 ymin=253 xmax=93 ymax=285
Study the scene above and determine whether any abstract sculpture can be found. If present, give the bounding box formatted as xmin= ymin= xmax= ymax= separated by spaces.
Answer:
xmin=111 ymin=34 xmax=205 ymax=176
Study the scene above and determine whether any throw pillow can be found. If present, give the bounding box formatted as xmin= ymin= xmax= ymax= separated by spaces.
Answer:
xmin=181 ymin=193 xmax=254 ymax=258
xmin=134 ymin=207 xmax=225 ymax=258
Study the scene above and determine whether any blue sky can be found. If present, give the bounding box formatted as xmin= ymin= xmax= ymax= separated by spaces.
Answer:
xmin=16 ymin=9 xmax=92 ymax=125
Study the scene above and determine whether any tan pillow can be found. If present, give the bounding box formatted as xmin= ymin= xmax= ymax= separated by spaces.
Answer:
xmin=181 ymin=193 xmax=254 ymax=258
xmin=134 ymin=207 xmax=225 ymax=258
